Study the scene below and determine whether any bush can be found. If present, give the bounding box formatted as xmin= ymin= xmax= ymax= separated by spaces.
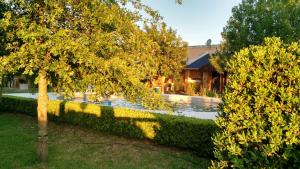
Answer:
xmin=207 ymin=90 xmax=220 ymax=98
xmin=211 ymin=38 xmax=300 ymax=168
xmin=0 ymin=95 xmax=218 ymax=157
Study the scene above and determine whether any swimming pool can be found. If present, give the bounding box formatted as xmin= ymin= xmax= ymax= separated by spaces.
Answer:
xmin=4 ymin=93 xmax=220 ymax=119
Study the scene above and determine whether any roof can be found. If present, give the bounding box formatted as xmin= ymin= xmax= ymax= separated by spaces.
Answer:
xmin=186 ymin=45 xmax=219 ymax=64
xmin=185 ymin=44 xmax=219 ymax=69
xmin=186 ymin=53 xmax=210 ymax=69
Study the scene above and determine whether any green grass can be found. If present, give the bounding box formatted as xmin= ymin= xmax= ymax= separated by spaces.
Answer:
xmin=0 ymin=113 xmax=211 ymax=169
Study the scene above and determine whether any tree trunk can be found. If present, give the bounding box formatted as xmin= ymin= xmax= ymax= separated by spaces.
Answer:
xmin=37 ymin=71 xmax=48 ymax=162
xmin=160 ymin=76 xmax=165 ymax=94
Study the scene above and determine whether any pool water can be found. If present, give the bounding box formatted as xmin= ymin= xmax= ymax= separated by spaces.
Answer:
xmin=97 ymin=99 xmax=218 ymax=112
xmin=170 ymin=101 xmax=219 ymax=112
xmin=4 ymin=93 xmax=220 ymax=119
xmin=97 ymin=98 xmax=219 ymax=113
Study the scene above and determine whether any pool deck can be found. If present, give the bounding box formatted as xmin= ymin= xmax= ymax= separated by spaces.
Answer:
xmin=3 ymin=93 xmax=219 ymax=120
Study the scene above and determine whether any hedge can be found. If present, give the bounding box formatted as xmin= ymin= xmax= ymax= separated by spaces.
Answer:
xmin=0 ymin=96 xmax=218 ymax=157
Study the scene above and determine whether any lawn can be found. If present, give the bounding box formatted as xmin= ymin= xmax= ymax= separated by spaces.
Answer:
xmin=0 ymin=113 xmax=211 ymax=169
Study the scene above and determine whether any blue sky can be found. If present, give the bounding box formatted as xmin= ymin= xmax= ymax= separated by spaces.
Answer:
xmin=141 ymin=0 xmax=242 ymax=46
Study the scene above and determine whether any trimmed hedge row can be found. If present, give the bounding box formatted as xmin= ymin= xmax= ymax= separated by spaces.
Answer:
xmin=0 ymin=96 xmax=218 ymax=157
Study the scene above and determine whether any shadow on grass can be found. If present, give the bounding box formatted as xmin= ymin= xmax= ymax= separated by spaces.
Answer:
xmin=47 ymin=100 xmax=216 ymax=158
xmin=0 ymin=113 xmax=212 ymax=169
xmin=0 ymin=96 xmax=216 ymax=158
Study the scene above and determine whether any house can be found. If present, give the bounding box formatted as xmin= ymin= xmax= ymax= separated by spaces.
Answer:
xmin=182 ymin=45 xmax=226 ymax=94
xmin=161 ymin=44 xmax=227 ymax=95
xmin=2 ymin=76 xmax=29 ymax=90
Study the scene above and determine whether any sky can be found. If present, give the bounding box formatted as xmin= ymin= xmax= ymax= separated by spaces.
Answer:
xmin=141 ymin=0 xmax=242 ymax=46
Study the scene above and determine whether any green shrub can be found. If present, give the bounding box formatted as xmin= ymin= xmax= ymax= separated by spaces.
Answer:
xmin=185 ymin=83 xmax=220 ymax=98
xmin=186 ymin=82 xmax=201 ymax=96
xmin=0 ymin=95 xmax=218 ymax=157
xmin=198 ymin=87 xmax=208 ymax=96
xmin=211 ymin=38 xmax=300 ymax=168
xmin=206 ymin=90 xmax=220 ymax=97
xmin=0 ymin=96 xmax=37 ymax=116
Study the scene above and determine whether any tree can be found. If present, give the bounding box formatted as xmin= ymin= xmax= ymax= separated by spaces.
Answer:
xmin=211 ymin=0 xmax=300 ymax=72
xmin=0 ymin=0 xmax=8 ymax=102
xmin=210 ymin=37 xmax=300 ymax=168
xmin=144 ymin=23 xmax=187 ymax=93
xmin=0 ymin=1 xmax=7 ymax=56
xmin=0 ymin=0 xmax=165 ymax=162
